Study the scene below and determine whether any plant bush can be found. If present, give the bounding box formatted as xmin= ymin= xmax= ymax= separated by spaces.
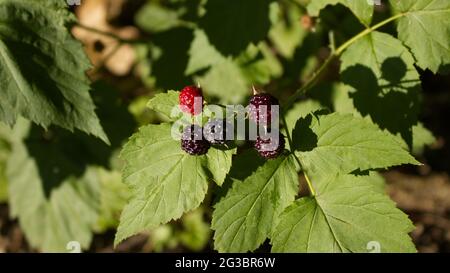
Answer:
xmin=0 ymin=0 xmax=448 ymax=252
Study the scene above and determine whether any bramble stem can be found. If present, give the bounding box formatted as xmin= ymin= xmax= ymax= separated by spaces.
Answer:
xmin=281 ymin=12 xmax=406 ymax=195
xmin=283 ymin=12 xmax=405 ymax=110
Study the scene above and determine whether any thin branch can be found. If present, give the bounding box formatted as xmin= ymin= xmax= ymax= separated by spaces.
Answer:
xmin=283 ymin=12 xmax=406 ymax=110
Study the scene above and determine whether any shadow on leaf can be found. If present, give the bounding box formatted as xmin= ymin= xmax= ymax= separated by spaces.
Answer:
xmin=23 ymin=82 xmax=136 ymax=198
xmin=213 ymin=149 xmax=266 ymax=204
xmin=292 ymin=115 xmax=318 ymax=152
xmin=341 ymin=57 xmax=421 ymax=148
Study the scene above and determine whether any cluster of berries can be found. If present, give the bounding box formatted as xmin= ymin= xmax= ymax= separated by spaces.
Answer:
xmin=178 ymin=85 xmax=286 ymax=159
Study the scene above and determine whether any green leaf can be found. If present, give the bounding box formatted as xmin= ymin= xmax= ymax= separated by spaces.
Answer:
xmin=0 ymin=123 xmax=11 ymax=202
xmin=200 ymin=0 xmax=273 ymax=56
xmin=135 ymin=3 xmax=182 ymax=33
xmin=196 ymin=59 xmax=248 ymax=104
xmin=116 ymin=123 xmax=235 ymax=245
xmin=284 ymin=99 xmax=324 ymax=151
xmin=185 ymin=29 xmax=226 ymax=75
xmin=269 ymin=1 xmax=307 ymax=59
xmin=189 ymin=38 xmax=281 ymax=103
xmin=271 ymin=174 xmax=416 ymax=253
xmin=307 ymin=0 xmax=374 ymax=26
xmin=285 ymin=99 xmax=324 ymax=133
xmin=340 ymin=31 xmax=422 ymax=147
xmin=293 ymin=113 xmax=420 ymax=179
xmin=94 ymin=169 xmax=131 ymax=233
xmin=238 ymin=43 xmax=283 ymax=85
xmin=412 ymin=123 xmax=436 ymax=155
xmin=4 ymin=82 xmax=134 ymax=251
xmin=0 ymin=169 xmax=6 ymax=202
xmin=178 ymin=209 xmax=211 ymax=252
xmin=356 ymin=171 xmax=386 ymax=194
xmin=6 ymin=122 xmax=102 ymax=252
xmin=212 ymin=154 xmax=298 ymax=253
xmin=392 ymin=0 xmax=450 ymax=73
xmin=206 ymin=146 xmax=237 ymax=186
xmin=0 ymin=0 xmax=108 ymax=142
xmin=147 ymin=90 xmax=182 ymax=121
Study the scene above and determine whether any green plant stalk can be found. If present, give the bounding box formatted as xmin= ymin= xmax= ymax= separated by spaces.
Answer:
xmin=280 ymin=12 xmax=406 ymax=196
xmin=281 ymin=113 xmax=316 ymax=196
xmin=283 ymin=12 xmax=405 ymax=110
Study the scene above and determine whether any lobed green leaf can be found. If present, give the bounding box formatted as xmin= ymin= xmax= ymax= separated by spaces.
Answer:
xmin=0 ymin=0 xmax=107 ymax=142
xmin=212 ymin=154 xmax=298 ymax=252
xmin=272 ymin=174 xmax=416 ymax=253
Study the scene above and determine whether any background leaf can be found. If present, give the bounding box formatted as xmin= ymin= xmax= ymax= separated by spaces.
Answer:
xmin=6 ymin=121 xmax=101 ymax=252
xmin=307 ymin=0 xmax=374 ymax=26
xmin=4 ymin=81 xmax=134 ymax=252
xmin=412 ymin=122 xmax=436 ymax=155
xmin=135 ymin=3 xmax=182 ymax=33
xmin=0 ymin=0 xmax=107 ymax=142
xmin=268 ymin=1 xmax=307 ymax=59
xmin=200 ymin=0 xmax=273 ymax=56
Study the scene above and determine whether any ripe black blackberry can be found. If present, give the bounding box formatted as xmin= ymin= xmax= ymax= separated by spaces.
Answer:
xmin=254 ymin=130 xmax=286 ymax=159
xmin=181 ymin=124 xmax=210 ymax=155
xmin=248 ymin=93 xmax=279 ymax=125
xmin=203 ymin=119 xmax=232 ymax=145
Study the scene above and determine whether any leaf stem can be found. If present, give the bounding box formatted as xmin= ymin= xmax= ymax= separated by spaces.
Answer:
xmin=283 ymin=12 xmax=405 ymax=110
xmin=334 ymin=12 xmax=404 ymax=55
xmin=281 ymin=113 xmax=316 ymax=196
xmin=280 ymin=13 xmax=406 ymax=195
xmin=303 ymin=172 xmax=316 ymax=196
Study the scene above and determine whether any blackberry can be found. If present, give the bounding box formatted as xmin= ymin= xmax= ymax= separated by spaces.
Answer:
xmin=254 ymin=131 xmax=285 ymax=159
xmin=179 ymin=85 xmax=204 ymax=115
xmin=181 ymin=124 xmax=210 ymax=155
xmin=248 ymin=93 xmax=279 ymax=125
xmin=203 ymin=119 xmax=232 ymax=145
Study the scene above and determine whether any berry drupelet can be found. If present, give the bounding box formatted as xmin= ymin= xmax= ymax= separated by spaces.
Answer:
xmin=254 ymin=130 xmax=286 ymax=159
xmin=181 ymin=124 xmax=210 ymax=155
xmin=179 ymin=85 xmax=204 ymax=115
xmin=248 ymin=93 xmax=279 ymax=125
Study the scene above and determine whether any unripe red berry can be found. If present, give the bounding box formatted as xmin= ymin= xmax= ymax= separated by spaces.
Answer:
xmin=179 ymin=86 xmax=204 ymax=115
